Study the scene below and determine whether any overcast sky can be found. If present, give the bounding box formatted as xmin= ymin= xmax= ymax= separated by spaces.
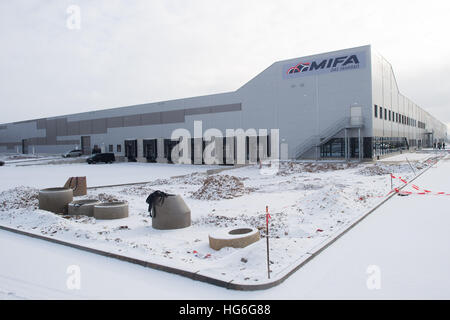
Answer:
xmin=0 ymin=0 xmax=449 ymax=130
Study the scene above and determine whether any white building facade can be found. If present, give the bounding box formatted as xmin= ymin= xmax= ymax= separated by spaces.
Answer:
xmin=0 ymin=45 xmax=447 ymax=162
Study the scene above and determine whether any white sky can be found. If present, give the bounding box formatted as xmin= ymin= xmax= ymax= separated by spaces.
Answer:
xmin=0 ymin=0 xmax=449 ymax=131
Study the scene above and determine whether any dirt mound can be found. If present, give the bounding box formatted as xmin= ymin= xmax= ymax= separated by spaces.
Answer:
xmin=97 ymin=193 xmax=124 ymax=203
xmin=171 ymin=172 xmax=206 ymax=185
xmin=191 ymin=175 xmax=254 ymax=200
xmin=120 ymin=173 xmax=206 ymax=196
xmin=278 ymin=162 xmax=358 ymax=176
xmin=146 ymin=173 xmax=205 ymax=187
xmin=192 ymin=211 xmax=289 ymax=238
xmin=358 ymin=165 xmax=391 ymax=176
xmin=120 ymin=184 xmax=157 ymax=197
xmin=359 ymin=161 xmax=427 ymax=176
xmin=0 ymin=186 xmax=39 ymax=211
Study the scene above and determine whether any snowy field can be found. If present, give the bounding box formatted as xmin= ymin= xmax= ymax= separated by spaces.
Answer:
xmin=0 ymin=151 xmax=445 ymax=287
xmin=0 ymin=153 xmax=61 ymax=163
xmin=0 ymin=161 xmax=220 ymax=191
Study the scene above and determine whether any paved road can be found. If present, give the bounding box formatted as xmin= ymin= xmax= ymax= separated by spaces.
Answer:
xmin=1 ymin=155 xmax=449 ymax=299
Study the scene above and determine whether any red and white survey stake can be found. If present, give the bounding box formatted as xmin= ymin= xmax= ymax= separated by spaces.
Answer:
xmin=266 ymin=205 xmax=271 ymax=279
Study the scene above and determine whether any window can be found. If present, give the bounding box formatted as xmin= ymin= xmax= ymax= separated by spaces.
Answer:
xmin=374 ymin=105 xmax=378 ymax=118
xmin=379 ymin=106 xmax=383 ymax=119
xmin=389 ymin=110 xmax=391 ymax=121
xmin=117 ymin=144 xmax=122 ymax=152
xmin=384 ymin=108 xmax=387 ymax=120
xmin=320 ymin=138 xmax=344 ymax=158
xmin=372 ymin=136 xmax=409 ymax=157
xmin=108 ymin=144 xmax=113 ymax=152
xmin=396 ymin=113 xmax=398 ymax=123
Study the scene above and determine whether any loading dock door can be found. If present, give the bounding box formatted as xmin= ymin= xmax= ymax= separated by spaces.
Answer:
xmin=81 ymin=136 xmax=91 ymax=155
xmin=125 ymin=140 xmax=138 ymax=159
xmin=22 ymin=139 xmax=28 ymax=154
xmin=164 ymin=139 xmax=179 ymax=163
xmin=143 ymin=139 xmax=157 ymax=162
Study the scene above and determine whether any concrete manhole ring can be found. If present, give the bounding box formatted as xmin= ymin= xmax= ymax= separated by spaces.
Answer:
xmin=68 ymin=199 xmax=101 ymax=216
xmin=38 ymin=187 xmax=73 ymax=214
xmin=209 ymin=227 xmax=260 ymax=250
xmin=93 ymin=201 xmax=129 ymax=220
xmin=152 ymin=194 xmax=191 ymax=230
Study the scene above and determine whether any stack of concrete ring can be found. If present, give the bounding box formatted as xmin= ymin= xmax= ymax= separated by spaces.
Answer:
xmin=69 ymin=199 xmax=128 ymax=219
xmin=38 ymin=177 xmax=128 ymax=220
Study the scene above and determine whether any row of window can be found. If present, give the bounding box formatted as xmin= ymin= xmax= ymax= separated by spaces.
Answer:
xmin=320 ymin=137 xmax=372 ymax=158
xmin=316 ymin=136 xmax=427 ymax=158
xmin=374 ymin=105 xmax=424 ymax=129
xmin=372 ymin=136 xmax=409 ymax=157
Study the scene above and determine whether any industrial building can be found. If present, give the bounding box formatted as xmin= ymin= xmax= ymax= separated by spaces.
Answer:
xmin=0 ymin=45 xmax=447 ymax=163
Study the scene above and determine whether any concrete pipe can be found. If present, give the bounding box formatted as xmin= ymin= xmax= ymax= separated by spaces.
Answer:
xmin=209 ymin=227 xmax=260 ymax=250
xmin=38 ymin=187 xmax=73 ymax=214
xmin=94 ymin=202 xmax=128 ymax=220
xmin=152 ymin=195 xmax=191 ymax=230
xmin=68 ymin=199 xmax=101 ymax=217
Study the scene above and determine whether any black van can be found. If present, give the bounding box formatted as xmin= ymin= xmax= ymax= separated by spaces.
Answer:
xmin=86 ymin=153 xmax=115 ymax=164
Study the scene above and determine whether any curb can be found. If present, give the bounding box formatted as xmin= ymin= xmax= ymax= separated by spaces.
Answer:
xmin=0 ymin=157 xmax=442 ymax=291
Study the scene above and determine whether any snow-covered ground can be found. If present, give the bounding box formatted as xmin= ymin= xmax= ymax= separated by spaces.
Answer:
xmin=0 ymin=151 xmax=443 ymax=287
xmin=0 ymin=153 xmax=61 ymax=163
xmin=0 ymin=151 xmax=449 ymax=299
xmin=0 ymin=161 xmax=220 ymax=191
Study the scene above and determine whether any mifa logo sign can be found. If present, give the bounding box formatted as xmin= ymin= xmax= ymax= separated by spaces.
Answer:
xmin=283 ymin=51 xmax=366 ymax=78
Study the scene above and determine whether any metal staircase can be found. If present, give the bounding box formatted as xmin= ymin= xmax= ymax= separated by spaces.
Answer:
xmin=295 ymin=116 xmax=363 ymax=159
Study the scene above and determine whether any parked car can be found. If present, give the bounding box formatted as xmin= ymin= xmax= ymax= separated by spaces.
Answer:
xmin=86 ymin=153 xmax=115 ymax=164
xmin=62 ymin=149 xmax=83 ymax=158
xmin=0 ymin=160 xmax=4 ymax=166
